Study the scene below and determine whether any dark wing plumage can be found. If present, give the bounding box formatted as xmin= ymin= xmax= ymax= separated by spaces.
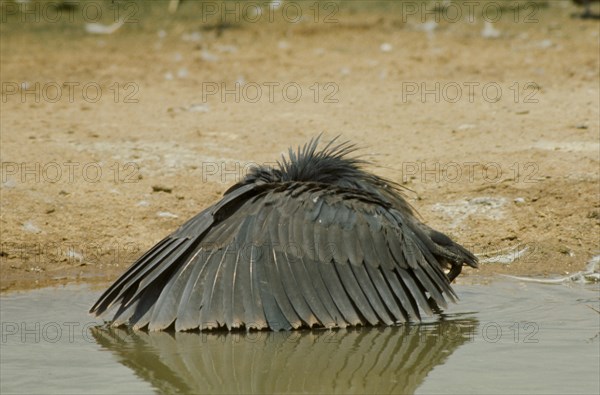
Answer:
xmin=90 ymin=136 xmax=477 ymax=331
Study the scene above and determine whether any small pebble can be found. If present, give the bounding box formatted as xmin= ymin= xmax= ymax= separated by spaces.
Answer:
xmin=152 ymin=185 xmax=173 ymax=193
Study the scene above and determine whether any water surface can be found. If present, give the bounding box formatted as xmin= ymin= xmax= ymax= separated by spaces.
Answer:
xmin=1 ymin=279 xmax=598 ymax=394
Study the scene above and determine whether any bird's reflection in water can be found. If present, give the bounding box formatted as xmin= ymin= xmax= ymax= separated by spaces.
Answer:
xmin=92 ymin=317 xmax=477 ymax=395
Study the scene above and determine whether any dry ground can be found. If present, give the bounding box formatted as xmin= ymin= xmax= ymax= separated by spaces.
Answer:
xmin=1 ymin=0 xmax=599 ymax=292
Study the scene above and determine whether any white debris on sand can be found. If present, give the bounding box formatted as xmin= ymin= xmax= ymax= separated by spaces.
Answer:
xmin=215 ymin=44 xmax=238 ymax=53
xmin=481 ymin=21 xmax=501 ymax=39
xmin=431 ymin=197 xmax=507 ymax=228
xmin=85 ymin=19 xmax=126 ymax=35
xmin=66 ymin=249 xmax=84 ymax=263
xmin=457 ymin=123 xmax=476 ymax=130
xmin=501 ymin=255 xmax=600 ymax=284
xmin=199 ymin=50 xmax=219 ymax=62
xmin=478 ymin=245 xmax=530 ymax=265
xmin=177 ymin=68 xmax=189 ymax=78
xmin=415 ymin=21 xmax=438 ymax=33
xmin=181 ymin=32 xmax=202 ymax=42
xmin=157 ymin=211 xmax=178 ymax=218
xmin=186 ymin=103 xmax=210 ymax=113
xmin=380 ymin=43 xmax=393 ymax=53
xmin=340 ymin=67 xmax=351 ymax=76
xmin=22 ymin=221 xmax=41 ymax=234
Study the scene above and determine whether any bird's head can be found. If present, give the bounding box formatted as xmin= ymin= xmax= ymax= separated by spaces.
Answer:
xmin=226 ymin=135 xmax=407 ymax=207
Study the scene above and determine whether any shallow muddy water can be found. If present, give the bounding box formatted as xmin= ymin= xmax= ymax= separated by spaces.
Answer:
xmin=1 ymin=279 xmax=598 ymax=395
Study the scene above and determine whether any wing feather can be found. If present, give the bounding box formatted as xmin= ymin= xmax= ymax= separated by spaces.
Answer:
xmin=202 ymin=245 xmax=234 ymax=329
xmin=333 ymin=259 xmax=379 ymax=325
xmin=289 ymin=252 xmax=336 ymax=326
xmin=94 ymin=237 xmax=182 ymax=314
xmin=243 ymin=215 xmax=268 ymax=329
xmin=364 ymin=263 xmax=407 ymax=322
xmin=314 ymin=257 xmax=361 ymax=326
xmin=382 ymin=267 xmax=419 ymax=321
xmin=93 ymin=177 xmax=468 ymax=331
xmin=273 ymin=249 xmax=319 ymax=327
xmin=174 ymin=248 xmax=217 ymax=331
xmin=147 ymin=247 xmax=199 ymax=331
xmin=267 ymin=248 xmax=302 ymax=328
xmin=396 ymin=268 xmax=434 ymax=316
xmin=284 ymin=201 xmax=337 ymax=325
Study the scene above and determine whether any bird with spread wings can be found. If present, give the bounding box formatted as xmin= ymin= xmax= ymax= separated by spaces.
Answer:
xmin=90 ymin=136 xmax=477 ymax=331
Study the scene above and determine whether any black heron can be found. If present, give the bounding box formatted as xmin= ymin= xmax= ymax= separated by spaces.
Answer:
xmin=90 ymin=136 xmax=478 ymax=331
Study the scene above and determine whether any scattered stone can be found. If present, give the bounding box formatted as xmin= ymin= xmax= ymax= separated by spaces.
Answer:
xmin=558 ymin=245 xmax=574 ymax=256
xmin=152 ymin=185 xmax=173 ymax=193
xmin=586 ymin=210 xmax=599 ymax=219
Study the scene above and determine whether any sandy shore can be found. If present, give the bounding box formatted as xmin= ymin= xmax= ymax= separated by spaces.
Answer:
xmin=1 ymin=0 xmax=598 ymax=292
